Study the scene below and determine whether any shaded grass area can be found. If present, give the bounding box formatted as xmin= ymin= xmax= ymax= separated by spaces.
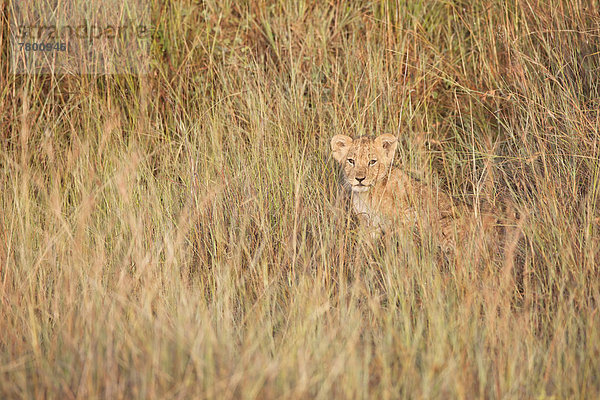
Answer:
xmin=1 ymin=0 xmax=600 ymax=398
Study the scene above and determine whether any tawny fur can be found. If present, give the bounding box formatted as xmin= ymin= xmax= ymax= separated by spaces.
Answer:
xmin=331 ymin=133 xmax=498 ymax=250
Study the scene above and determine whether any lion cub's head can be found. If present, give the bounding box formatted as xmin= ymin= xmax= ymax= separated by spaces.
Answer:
xmin=330 ymin=134 xmax=398 ymax=193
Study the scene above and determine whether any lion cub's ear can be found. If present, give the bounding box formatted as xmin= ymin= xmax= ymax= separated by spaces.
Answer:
xmin=330 ymin=135 xmax=353 ymax=163
xmin=374 ymin=134 xmax=398 ymax=163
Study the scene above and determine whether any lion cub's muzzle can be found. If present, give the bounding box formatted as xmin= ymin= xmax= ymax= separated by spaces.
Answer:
xmin=351 ymin=178 xmax=371 ymax=192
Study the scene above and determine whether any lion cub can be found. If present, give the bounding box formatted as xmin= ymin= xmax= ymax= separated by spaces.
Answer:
xmin=331 ymin=133 xmax=467 ymax=249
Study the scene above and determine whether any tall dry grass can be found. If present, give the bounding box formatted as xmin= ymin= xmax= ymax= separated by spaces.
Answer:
xmin=1 ymin=0 xmax=600 ymax=398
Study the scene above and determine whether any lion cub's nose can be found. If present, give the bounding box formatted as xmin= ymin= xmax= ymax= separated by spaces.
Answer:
xmin=356 ymin=177 xmax=365 ymax=183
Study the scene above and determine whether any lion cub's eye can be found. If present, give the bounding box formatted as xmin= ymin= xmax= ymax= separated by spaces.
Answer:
xmin=347 ymin=158 xmax=355 ymax=165
xmin=368 ymin=159 xmax=377 ymax=166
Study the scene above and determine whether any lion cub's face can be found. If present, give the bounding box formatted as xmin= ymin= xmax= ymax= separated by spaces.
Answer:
xmin=330 ymin=134 xmax=398 ymax=193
